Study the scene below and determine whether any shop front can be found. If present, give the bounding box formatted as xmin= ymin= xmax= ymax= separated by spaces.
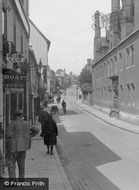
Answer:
xmin=2 ymin=69 xmax=26 ymax=169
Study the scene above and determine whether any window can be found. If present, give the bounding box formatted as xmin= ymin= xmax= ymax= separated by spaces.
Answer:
xmin=104 ymin=87 xmax=106 ymax=102
xmin=2 ymin=8 xmax=6 ymax=36
xmin=101 ymin=88 xmax=103 ymax=102
xmin=10 ymin=93 xmax=17 ymax=120
xmin=114 ymin=56 xmax=117 ymax=73
xmin=130 ymin=45 xmax=134 ymax=66
xmin=2 ymin=7 xmax=7 ymax=59
xmin=18 ymin=93 xmax=23 ymax=109
xmin=110 ymin=58 xmax=113 ymax=74
xmin=119 ymin=52 xmax=123 ymax=71
xmin=104 ymin=63 xmax=106 ymax=84
xmin=21 ymin=30 xmax=23 ymax=53
xmin=120 ymin=85 xmax=123 ymax=104
xmin=131 ymin=83 xmax=135 ymax=105
xmin=107 ymin=61 xmax=110 ymax=76
xmin=101 ymin=65 xmax=103 ymax=77
xmin=13 ymin=14 xmax=16 ymax=50
xmin=126 ymin=84 xmax=130 ymax=105
xmin=126 ymin=48 xmax=130 ymax=68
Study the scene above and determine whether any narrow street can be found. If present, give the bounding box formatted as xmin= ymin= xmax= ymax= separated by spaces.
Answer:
xmin=54 ymin=85 xmax=139 ymax=190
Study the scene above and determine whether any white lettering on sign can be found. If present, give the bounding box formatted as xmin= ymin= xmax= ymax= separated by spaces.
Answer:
xmin=4 ymin=83 xmax=24 ymax=88
xmin=4 ymin=75 xmax=26 ymax=80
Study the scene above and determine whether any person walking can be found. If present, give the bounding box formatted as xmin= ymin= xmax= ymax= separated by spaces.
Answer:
xmin=56 ymin=95 xmax=61 ymax=105
xmin=61 ymin=100 xmax=67 ymax=114
xmin=41 ymin=114 xmax=58 ymax=155
xmin=39 ymin=105 xmax=50 ymax=137
xmin=6 ymin=109 xmax=39 ymax=180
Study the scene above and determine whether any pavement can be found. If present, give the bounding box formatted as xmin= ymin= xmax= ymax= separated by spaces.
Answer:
xmin=3 ymin=123 xmax=73 ymax=190
xmin=3 ymin=99 xmax=139 ymax=190
xmin=76 ymin=99 xmax=139 ymax=135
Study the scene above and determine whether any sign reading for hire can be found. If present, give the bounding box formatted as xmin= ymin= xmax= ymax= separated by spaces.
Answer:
xmin=3 ymin=73 xmax=26 ymax=88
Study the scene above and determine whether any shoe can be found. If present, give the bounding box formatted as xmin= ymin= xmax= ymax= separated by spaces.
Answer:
xmin=47 ymin=151 xmax=49 ymax=154
xmin=51 ymin=152 xmax=53 ymax=155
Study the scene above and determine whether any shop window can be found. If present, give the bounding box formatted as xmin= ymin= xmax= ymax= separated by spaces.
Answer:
xmin=18 ymin=93 xmax=23 ymax=110
xmin=10 ymin=93 xmax=17 ymax=120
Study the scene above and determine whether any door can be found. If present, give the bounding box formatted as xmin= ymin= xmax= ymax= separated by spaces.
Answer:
xmin=4 ymin=89 xmax=24 ymax=124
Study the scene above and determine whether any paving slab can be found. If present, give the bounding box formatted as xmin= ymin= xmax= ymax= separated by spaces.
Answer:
xmin=3 ymin=125 xmax=73 ymax=190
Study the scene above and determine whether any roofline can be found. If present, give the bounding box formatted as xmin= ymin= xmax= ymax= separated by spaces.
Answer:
xmin=29 ymin=19 xmax=51 ymax=51
xmin=92 ymin=28 xmax=139 ymax=68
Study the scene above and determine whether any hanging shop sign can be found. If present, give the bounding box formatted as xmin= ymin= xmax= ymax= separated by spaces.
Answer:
xmin=3 ymin=71 xmax=26 ymax=89
xmin=6 ymin=53 xmax=24 ymax=63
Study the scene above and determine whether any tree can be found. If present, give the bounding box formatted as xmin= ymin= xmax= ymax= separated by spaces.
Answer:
xmin=80 ymin=83 xmax=92 ymax=94
xmin=79 ymin=66 xmax=92 ymax=86
xmin=78 ymin=64 xmax=92 ymax=94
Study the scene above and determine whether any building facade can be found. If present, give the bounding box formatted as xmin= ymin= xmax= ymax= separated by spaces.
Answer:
xmin=29 ymin=19 xmax=51 ymax=93
xmin=50 ymin=69 xmax=56 ymax=93
xmin=0 ymin=0 xmax=30 ymax=174
xmin=92 ymin=0 xmax=139 ymax=125
xmin=29 ymin=46 xmax=41 ymax=124
xmin=55 ymin=69 xmax=66 ymax=89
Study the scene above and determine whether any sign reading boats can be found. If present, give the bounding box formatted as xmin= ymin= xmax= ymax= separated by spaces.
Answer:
xmin=3 ymin=73 xmax=26 ymax=88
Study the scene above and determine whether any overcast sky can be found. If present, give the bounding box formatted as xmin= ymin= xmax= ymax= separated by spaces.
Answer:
xmin=29 ymin=0 xmax=111 ymax=75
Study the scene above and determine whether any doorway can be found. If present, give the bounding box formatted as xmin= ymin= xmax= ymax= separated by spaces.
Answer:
xmin=4 ymin=89 xmax=24 ymax=126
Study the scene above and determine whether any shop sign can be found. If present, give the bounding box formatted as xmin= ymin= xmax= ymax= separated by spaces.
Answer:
xmin=3 ymin=73 xmax=26 ymax=88
xmin=6 ymin=53 xmax=24 ymax=65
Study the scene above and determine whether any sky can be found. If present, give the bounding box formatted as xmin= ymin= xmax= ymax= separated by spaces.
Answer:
xmin=29 ymin=0 xmax=111 ymax=75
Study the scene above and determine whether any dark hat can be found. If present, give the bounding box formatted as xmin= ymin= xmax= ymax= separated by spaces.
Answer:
xmin=14 ymin=109 xmax=24 ymax=116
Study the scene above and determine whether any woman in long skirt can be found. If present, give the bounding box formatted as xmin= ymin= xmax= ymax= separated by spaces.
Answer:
xmin=42 ymin=114 xmax=58 ymax=155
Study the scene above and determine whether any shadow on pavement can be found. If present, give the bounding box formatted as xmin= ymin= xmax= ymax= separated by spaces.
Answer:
xmin=53 ymin=114 xmax=121 ymax=190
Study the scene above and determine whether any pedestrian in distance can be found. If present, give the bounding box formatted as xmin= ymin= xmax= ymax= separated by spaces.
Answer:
xmin=41 ymin=114 xmax=58 ymax=155
xmin=6 ymin=109 xmax=39 ymax=180
xmin=56 ymin=95 xmax=61 ymax=105
xmin=79 ymin=94 xmax=82 ymax=99
xmin=62 ymin=100 xmax=67 ymax=114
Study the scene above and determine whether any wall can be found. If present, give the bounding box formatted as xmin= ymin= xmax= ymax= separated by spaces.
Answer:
xmin=92 ymin=29 xmax=139 ymax=125
xmin=29 ymin=21 xmax=48 ymax=66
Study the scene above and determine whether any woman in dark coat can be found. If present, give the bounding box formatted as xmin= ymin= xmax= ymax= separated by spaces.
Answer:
xmin=42 ymin=114 xmax=58 ymax=155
